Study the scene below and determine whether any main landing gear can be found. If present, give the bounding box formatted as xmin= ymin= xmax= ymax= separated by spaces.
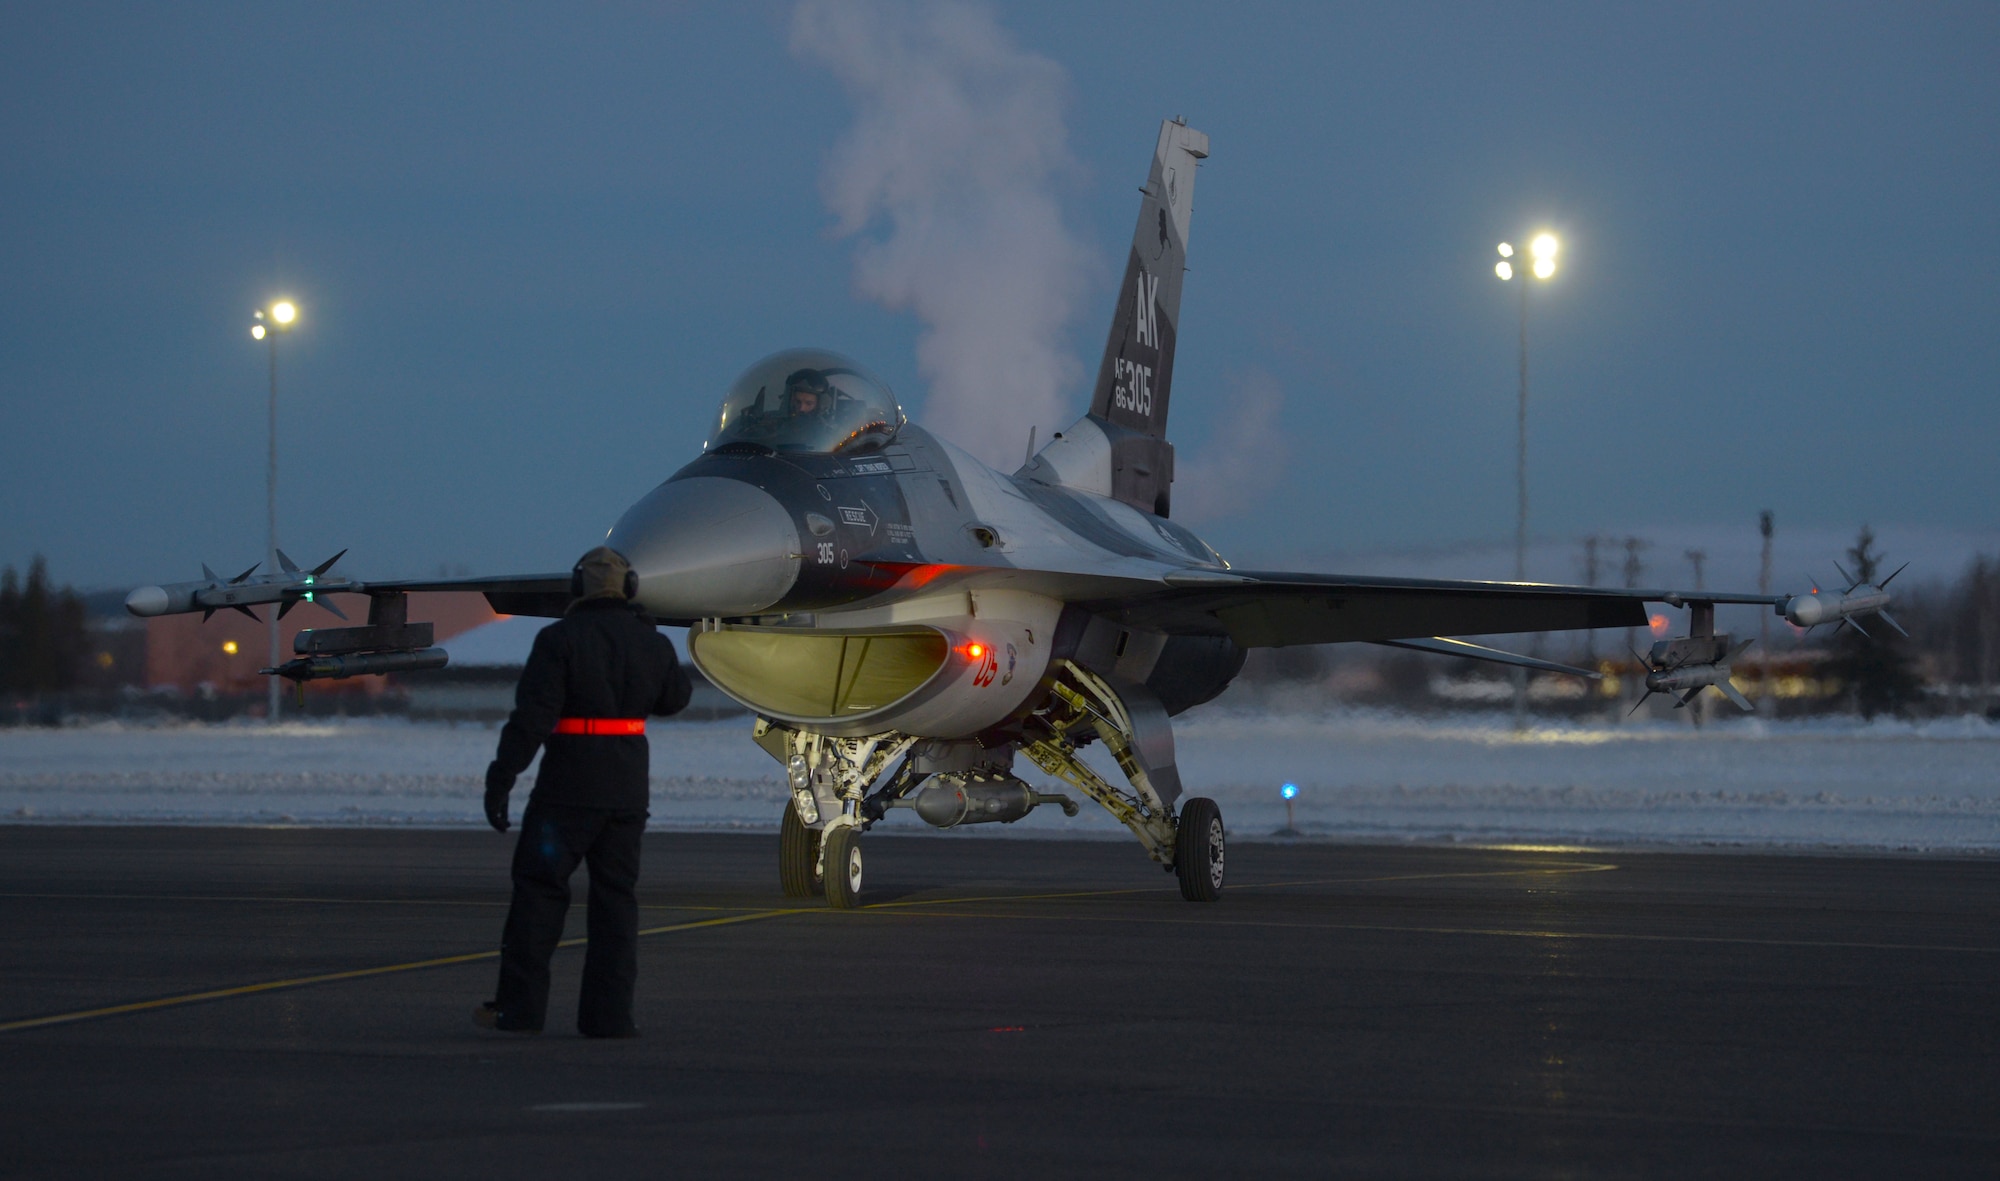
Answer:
xmin=1173 ymin=797 xmax=1226 ymax=902
xmin=760 ymin=659 xmax=1229 ymax=906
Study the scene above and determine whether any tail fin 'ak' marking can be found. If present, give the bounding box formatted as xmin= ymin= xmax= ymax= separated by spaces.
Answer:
xmin=1085 ymin=118 xmax=1209 ymax=519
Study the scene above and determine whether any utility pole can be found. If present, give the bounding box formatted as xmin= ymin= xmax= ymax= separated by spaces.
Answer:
xmin=1623 ymin=537 xmax=1647 ymax=713
xmin=1758 ymin=511 xmax=1774 ymax=701
xmin=1581 ymin=535 xmax=1602 ymax=662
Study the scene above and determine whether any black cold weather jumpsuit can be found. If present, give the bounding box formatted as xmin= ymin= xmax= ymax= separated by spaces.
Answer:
xmin=486 ymin=598 xmax=691 ymax=1034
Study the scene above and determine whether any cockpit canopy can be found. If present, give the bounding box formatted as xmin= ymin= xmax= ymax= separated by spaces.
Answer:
xmin=705 ymin=349 xmax=903 ymax=455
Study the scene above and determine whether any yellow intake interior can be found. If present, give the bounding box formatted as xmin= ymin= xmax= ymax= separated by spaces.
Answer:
xmin=690 ymin=627 xmax=950 ymax=719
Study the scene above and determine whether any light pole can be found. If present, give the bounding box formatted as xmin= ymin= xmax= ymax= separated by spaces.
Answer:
xmin=250 ymin=299 xmax=298 ymax=723
xmin=1494 ymin=233 xmax=1559 ymax=726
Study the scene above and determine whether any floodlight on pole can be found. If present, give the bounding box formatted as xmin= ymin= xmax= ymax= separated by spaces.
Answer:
xmin=250 ymin=298 xmax=300 ymax=724
xmin=1493 ymin=232 xmax=1561 ymax=727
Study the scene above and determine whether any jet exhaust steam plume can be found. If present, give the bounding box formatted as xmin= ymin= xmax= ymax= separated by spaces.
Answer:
xmin=1172 ymin=369 xmax=1291 ymax=524
xmin=790 ymin=0 xmax=1094 ymax=468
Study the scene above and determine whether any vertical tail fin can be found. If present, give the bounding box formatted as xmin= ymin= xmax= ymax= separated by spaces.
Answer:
xmin=1086 ymin=118 xmax=1208 ymax=516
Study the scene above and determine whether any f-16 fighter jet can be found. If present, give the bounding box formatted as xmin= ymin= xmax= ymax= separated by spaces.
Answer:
xmin=127 ymin=120 xmax=1897 ymax=905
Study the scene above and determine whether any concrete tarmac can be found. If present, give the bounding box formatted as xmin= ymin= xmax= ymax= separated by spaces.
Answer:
xmin=0 ymin=826 xmax=1995 ymax=1178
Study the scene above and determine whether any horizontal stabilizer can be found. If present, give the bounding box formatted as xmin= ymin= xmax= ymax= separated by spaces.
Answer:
xmin=1370 ymin=636 xmax=1601 ymax=679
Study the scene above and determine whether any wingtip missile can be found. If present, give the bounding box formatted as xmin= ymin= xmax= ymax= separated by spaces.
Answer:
xmin=124 ymin=551 xmax=360 ymax=619
xmin=1785 ymin=575 xmax=1896 ymax=633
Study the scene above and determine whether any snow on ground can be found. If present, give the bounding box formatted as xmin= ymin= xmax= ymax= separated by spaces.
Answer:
xmin=1 ymin=708 xmax=1996 ymax=852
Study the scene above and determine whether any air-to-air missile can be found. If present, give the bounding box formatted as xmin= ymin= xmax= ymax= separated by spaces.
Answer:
xmin=125 ymin=550 xmax=452 ymax=683
xmin=262 ymin=590 xmax=448 ymax=681
xmin=1782 ymin=562 xmax=1907 ymax=637
xmin=123 ymin=550 xmax=352 ymax=622
xmin=1633 ymin=634 xmax=1756 ymax=713
xmin=263 ymin=648 xmax=449 ymax=681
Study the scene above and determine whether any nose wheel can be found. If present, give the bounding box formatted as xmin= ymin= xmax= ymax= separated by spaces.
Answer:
xmin=824 ymin=825 xmax=864 ymax=909
xmin=779 ymin=802 xmax=824 ymax=898
xmin=1174 ymin=797 xmax=1225 ymax=902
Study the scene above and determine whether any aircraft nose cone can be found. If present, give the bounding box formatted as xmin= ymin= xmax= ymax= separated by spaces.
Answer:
xmin=608 ymin=476 xmax=801 ymax=618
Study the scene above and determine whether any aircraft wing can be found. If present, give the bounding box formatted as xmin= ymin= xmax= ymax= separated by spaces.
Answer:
xmin=1080 ymin=569 xmax=1782 ymax=648
xmin=123 ymin=560 xmax=578 ymax=625
xmin=350 ymin=573 xmax=574 ymax=618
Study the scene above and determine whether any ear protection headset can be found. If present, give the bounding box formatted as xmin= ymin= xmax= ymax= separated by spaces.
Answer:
xmin=570 ymin=555 xmax=640 ymax=600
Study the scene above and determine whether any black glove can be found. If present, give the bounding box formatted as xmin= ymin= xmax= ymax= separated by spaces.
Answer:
xmin=483 ymin=762 xmax=514 ymax=832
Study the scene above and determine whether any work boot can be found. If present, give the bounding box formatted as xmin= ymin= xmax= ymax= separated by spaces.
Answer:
xmin=472 ymin=1001 xmax=541 ymax=1034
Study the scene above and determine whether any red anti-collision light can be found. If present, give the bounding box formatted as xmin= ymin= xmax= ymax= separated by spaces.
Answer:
xmin=963 ymin=642 xmax=986 ymax=660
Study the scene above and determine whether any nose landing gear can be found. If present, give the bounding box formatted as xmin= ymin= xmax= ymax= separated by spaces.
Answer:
xmin=823 ymin=824 xmax=864 ymax=909
xmin=779 ymin=802 xmax=824 ymax=898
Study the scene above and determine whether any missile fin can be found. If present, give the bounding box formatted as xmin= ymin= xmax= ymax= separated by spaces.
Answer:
xmin=1879 ymin=610 xmax=1909 ymax=638
xmin=201 ymin=608 xmax=215 ymax=623
xmin=231 ymin=605 xmax=261 ymax=622
xmin=1833 ymin=561 xmax=1856 ymax=592
xmin=1717 ymin=680 xmax=1754 ymax=712
xmin=310 ymin=549 xmax=348 ymax=578
xmin=1845 ymin=615 xmax=1872 ymax=639
xmin=276 ymin=549 xmax=300 ymax=574
xmin=1628 ymin=689 xmax=1655 ymax=717
xmin=277 ymin=598 xmax=296 ymax=620
xmin=315 ymin=596 xmax=349 ymax=621
xmin=201 ymin=563 xmax=219 ymax=582
xmin=230 ymin=562 xmax=259 ymax=584
xmin=1880 ymin=562 xmax=1909 ymax=588
xmin=1675 ymin=688 xmax=1701 ymax=708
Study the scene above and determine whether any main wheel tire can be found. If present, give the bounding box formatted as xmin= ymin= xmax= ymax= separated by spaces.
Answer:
xmin=779 ymin=802 xmax=824 ymax=898
xmin=1174 ymin=797 xmax=1226 ymax=902
xmin=823 ymin=825 xmax=864 ymax=910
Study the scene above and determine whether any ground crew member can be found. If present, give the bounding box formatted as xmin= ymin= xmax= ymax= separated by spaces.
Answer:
xmin=474 ymin=546 xmax=691 ymax=1037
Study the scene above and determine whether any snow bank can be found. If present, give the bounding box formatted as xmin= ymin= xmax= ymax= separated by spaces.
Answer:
xmin=1 ymin=709 xmax=1995 ymax=852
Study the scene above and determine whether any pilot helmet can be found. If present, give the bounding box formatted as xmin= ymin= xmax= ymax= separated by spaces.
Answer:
xmin=783 ymin=368 xmax=832 ymax=416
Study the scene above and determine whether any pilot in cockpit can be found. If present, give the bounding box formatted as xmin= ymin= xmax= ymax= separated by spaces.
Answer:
xmin=784 ymin=369 xmax=831 ymax=419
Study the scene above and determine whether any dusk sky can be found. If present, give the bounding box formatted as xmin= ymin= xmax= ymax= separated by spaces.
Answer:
xmin=3 ymin=2 xmax=1994 ymax=590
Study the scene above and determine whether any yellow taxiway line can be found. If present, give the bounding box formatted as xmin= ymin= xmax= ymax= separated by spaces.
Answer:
xmin=0 ymin=907 xmax=812 ymax=1034
xmin=0 ymin=860 xmax=1634 ymax=1034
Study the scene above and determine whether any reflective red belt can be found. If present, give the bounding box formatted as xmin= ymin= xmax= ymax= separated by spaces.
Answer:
xmin=552 ymin=717 xmax=646 ymax=736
